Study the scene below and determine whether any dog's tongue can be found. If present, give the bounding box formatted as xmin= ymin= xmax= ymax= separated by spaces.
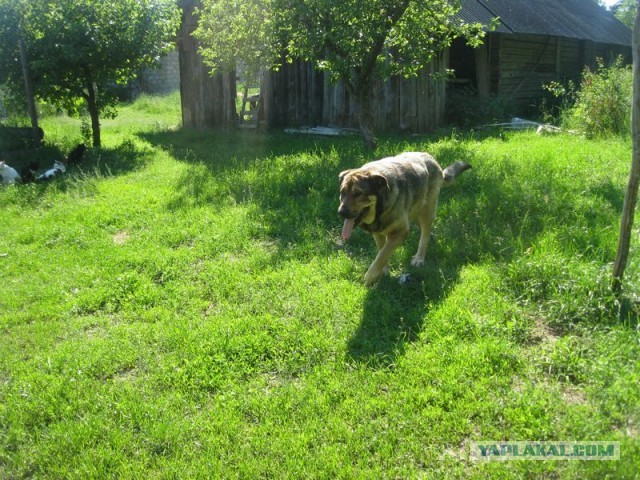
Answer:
xmin=342 ymin=218 xmax=355 ymax=241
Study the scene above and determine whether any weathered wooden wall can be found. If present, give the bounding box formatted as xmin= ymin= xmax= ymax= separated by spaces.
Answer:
xmin=497 ymin=34 xmax=558 ymax=106
xmin=262 ymin=53 xmax=449 ymax=133
xmin=178 ymin=0 xmax=236 ymax=128
xmin=491 ymin=32 xmax=631 ymax=109
xmin=176 ymin=5 xmax=631 ymax=131
xmin=261 ymin=60 xmax=324 ymax=129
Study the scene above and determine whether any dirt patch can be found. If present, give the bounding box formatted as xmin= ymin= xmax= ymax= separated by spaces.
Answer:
xmin=112 ymin=231 xmax=130 ymax=245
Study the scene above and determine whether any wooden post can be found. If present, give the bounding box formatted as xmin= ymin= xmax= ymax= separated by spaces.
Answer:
xmin=475 ymin=43 xmax=490 ymax=98
xmin=612 ymin=5 xmax=640 ymax=292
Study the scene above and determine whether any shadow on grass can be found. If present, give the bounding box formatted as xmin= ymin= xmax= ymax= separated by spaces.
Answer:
xmin=1 ymin=140 xmax=150 ymax=207
xmin=136 ymin=128 xmax=499 ymax=365
xmin=139 ymin=128 xmax=351 ymax=174
xmin=347 ymin=261 xmax=453 ymax=366
xmin=3 ymin=139 xmax=149 ymax=177
xmin=139 ymin=128 xmax=366 ymax=243
xmin=86 ymin=140 xmax=155 ymax=177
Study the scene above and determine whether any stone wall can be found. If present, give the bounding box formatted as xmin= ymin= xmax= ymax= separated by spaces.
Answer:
xmin=139 ymin=50 xmax=180 ymax=94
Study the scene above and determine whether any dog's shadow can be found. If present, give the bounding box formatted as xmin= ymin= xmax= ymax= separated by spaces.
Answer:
xmin=347 ymin=258 xmax=453 ymax=367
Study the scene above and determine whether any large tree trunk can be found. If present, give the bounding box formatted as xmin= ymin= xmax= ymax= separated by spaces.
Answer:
xmin=18 ymin=36 xmax=41 ymax=147
xmin=612 ymin=6 xmax=640 ymax=292
xmin=356 ymin=94 xmax=377 ymax=151
xmin=353 ymin=85 xmax=377 ymax=151
xmin=178 ymin=0 xmax=237 ymax=129
xmin=85 ymin=80 xmax=101 ymax=148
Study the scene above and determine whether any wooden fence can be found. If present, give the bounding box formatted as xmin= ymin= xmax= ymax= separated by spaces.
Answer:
xmin=262 ymin=53 xmax=449 ymax=133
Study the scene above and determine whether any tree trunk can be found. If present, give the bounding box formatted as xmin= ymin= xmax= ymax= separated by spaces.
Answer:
xmin=354 ymin=87 xmax=377 ymax=151
xmin=18 ymin=36 xmax=41 ymax=147
xmin=85 ymin=80 xmax=101 ymax=148
xmin=612 ymin=6 xmax=640 ymax=292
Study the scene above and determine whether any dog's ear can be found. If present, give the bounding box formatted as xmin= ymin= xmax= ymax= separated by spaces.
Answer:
xmin=339 ymin=169 xmax=352 ymax=185
xmin=366 ymin=173 xmax=389 ymax=193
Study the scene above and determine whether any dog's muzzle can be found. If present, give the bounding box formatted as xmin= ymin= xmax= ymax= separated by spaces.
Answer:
xmin=338 ymin=205 xmax=354 ymax=219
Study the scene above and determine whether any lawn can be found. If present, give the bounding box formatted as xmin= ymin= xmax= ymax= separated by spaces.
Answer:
xmin=1 ymin=94 xmax=639 ymax=478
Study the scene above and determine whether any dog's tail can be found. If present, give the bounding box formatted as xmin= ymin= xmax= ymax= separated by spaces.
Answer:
xmin=443 ymin=161 xmax=472 ymax=185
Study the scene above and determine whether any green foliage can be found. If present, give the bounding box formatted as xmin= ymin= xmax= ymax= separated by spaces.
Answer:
xmin=274 ymin=0 xmax=487 ymax=84
xmin=0 ymin=0 xmax=180 ymax=146
xmin=544 ymin=57 xmax=632 ymax=137
xmin=447 ymin=86 xmax=513 ymax=127
xmin=196 ymin=0 xmax=490 ymax=148
xmin=0 ymin=95 xmax=638 ymax=477
xmin=611 ymin=0 xmax=637 ymax=29
xmin=195 ymin=0 xmax=272 ymax=80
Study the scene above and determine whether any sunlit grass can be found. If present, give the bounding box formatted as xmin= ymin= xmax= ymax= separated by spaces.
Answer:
xmin=0 ymin=94 xmax=638 ymax=478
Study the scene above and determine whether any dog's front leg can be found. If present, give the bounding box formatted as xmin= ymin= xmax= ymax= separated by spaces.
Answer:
xmin=373 ymin=233 xmax=390 ymax=277
xmin=364 ymin=229 xmax=408 ymax=286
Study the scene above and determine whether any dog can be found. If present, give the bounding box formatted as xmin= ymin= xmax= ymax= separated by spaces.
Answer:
xmin=338 ymin=152 xmax=471 ymax=286
xmin=36 ymin=160 xmax=66 ymax=181
xmin=19 ymin=161 xmax=40 ymax=183
xmin=66 ymin=143 xmax=86 ymax=166
xmin=0 ymin=161 xmax=21 ymax=184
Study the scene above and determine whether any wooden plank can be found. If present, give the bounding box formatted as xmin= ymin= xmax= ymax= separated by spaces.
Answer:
xmin=475 ymin=43 xmax=490 ymax=98
xmin=399 ymin=75 xmax=415 ymax=131
xmin=261 ymin=56 xmax=448 ymax=133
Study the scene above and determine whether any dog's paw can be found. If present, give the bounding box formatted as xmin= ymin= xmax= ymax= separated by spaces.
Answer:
xmin=364 ymin=267 xmax=384 ymax=286
xmin=364 ymin=270 xmax=381 ymax=287
xmin=410 ymin=255 xmax=425 ymax=267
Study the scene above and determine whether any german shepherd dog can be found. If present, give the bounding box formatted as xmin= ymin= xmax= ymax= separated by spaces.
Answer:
xmin=338 ymin=152 xmax=471 ymax=286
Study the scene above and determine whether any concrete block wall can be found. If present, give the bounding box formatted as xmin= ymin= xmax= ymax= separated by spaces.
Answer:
xmin=139 ymin=50 xmax=180 ymax=94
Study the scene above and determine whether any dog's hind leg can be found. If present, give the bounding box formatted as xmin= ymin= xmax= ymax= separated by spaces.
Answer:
xmin=411 ymin=189 xmax=440 ymax=267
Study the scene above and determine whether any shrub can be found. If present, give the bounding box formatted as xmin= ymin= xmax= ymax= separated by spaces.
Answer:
xmin=446 ymin=85 xmax=513 ymax=128
xmin=544 ymin=56 xmax=632 ymax=137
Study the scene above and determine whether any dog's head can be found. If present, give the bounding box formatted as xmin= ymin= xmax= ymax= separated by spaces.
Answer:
xmin=53 ymin=161 xmax=66 ymax=173
xmin=338 ymin=168 xmax=388 ymax=240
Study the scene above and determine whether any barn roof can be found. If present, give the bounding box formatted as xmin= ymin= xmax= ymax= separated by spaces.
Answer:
xmin=459 ymin=0 xmax=631 ymax=46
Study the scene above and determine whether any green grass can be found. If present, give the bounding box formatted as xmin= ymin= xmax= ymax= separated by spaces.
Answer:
xmin=1 ymin=94 xmax=639 ymax=478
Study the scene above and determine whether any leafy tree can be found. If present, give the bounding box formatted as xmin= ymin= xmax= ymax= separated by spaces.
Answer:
xmin=195 ymin=0 xmax=272 ymax=80
xmin=0 ymin=1 xmax=27 ymax=112
xmin=279 ymin=0 xmax=488 ymax=148
xmin=0 ymin=0 xmax=180 ymax=147
xmin=196 ymin=0 xmax=488 ymax=149
xmin=611 ymin=0 xmax=638 ymax=29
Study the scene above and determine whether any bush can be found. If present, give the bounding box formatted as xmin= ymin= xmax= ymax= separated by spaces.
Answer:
xmin=446 ymin=85 xmax=513 ymax=128
xmin=545 ymin=56 xmax=632 ymax=137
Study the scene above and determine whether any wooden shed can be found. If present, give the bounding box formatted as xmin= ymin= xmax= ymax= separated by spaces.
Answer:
xmin=452 ymin=0 xmax=632 ymax=111
xmin=178 ymin=0 xmax=631 ymax=131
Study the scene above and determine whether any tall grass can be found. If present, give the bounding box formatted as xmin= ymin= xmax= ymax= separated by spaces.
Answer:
xmin=0 ymin=94 xmax=638 ymax=478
